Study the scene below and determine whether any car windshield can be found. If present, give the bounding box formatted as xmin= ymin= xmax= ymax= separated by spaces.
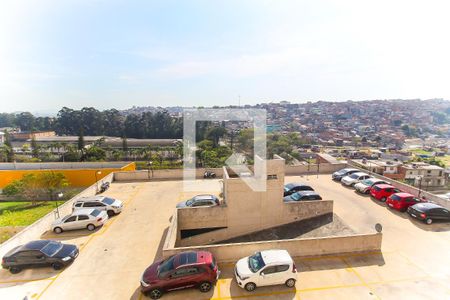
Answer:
xmin=101 ymin=197 xmax=115 ymax=205
xmin=337 ymin=169 xmax=348 ymax=175
xmin=248 ymin=252 xmax=266 ymax=273
xmin=158 ymin=256 xmax=175 ymax=277
xmin=290 ymin=193 xmax=301 ymax=201
xmin=362 ymin=179 xmax=374 ymax=185
xmin=40 ymin=242 xmax=63 ymax=256
xmin=90 ymin=209 xmax=101 ymax=217
xmin=350 ymin=174 xmax=359 ymax=179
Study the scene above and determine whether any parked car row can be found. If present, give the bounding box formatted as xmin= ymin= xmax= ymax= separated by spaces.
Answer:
xmin=52 ymin=196 xmax=123 ymax=234
xmin=1 ymin=195 xmax=123 ymax=274
xmin=332 ymin=168 xmax=450 ymax=225
xmin=140 ymin=249 xmax=297 ymax=299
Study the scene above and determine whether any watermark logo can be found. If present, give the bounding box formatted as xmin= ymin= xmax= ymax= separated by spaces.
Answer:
xmin=183 ymin=108 xmax=266 ymax=191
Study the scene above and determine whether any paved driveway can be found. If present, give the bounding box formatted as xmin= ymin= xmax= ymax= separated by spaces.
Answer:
xmin=0 ymin=175 xmax=449 ymax=300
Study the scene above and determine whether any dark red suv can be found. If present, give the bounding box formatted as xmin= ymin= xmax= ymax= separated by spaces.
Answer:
xmin=140 ymin=251 xmax=220 ymax=299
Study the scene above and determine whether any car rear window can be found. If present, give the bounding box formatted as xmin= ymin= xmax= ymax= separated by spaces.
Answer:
xmin=90 ymin=209 xmax=101 ymax=217
xmin=391 ymin=195 xmax=401 ymax=201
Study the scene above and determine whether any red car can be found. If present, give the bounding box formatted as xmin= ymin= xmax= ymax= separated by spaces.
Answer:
xmin=140 ymin=251 xmax=220 ymax=299
xmin=386 ymin=192 xmax=424 ymax=212
xmin=370 ymin=184 xmax=402 ymax=202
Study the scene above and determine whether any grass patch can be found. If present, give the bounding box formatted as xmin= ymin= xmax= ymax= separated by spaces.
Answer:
xmin=437 ymin=155 xmax=450 ymax=167
xmin=0 ymin=201 xmax=58 ymax=227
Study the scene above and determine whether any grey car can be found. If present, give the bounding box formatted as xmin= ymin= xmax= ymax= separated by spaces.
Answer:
xmin=176 ymin=194 xmax=220 ymax=208
xmin=283 ymin=191 xmax=322 ymax=202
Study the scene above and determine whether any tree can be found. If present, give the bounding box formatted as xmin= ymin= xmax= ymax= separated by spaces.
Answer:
xmin=39 ymin=172 xmax=69 ymax=201
xmin=206 ymin=126 xmax=227 ymax=147
xmin=31 ymin=135 xmax=40 ymax=158
xmin=83 ymin=146 xmax=106 ymax=161
xmin=3 ymin=174 xmax=40 ymax=205
xmin=77 ymin=128 xmax=85 ymax=151
xmin=16 ymin=112 xmax=35 ymax=131
xmin=3 ymin=172 xmax=69 ymax=205
xmin=3 ymin=130 xmax=14 ymax=162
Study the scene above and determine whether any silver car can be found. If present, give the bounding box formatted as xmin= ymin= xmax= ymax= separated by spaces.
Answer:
xmin=73 ymin=196 xmax=123 ymax=216
xmin=51 ymin=209 xmax=108 ymax=234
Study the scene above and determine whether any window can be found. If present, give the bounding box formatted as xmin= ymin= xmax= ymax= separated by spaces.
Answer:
xmin=277 ymin=265 xmax=290 ymax=272
xmin=261 ymin=266 xmax=278 ymax=275
xmin=75 ymin=203 xmax=82 ymax=207
xmin=78 ymin=215 xmax=89 ymax=221
xmin=427 ymin=170 xmax=431 ymax=174
xmin=65 ymin=216 xmax=77 ymax=223
xmin=267 ymin=174 xmax=278 ymax=180
xmin=83 ymin=202 xmax=98 ymax=207
xmin=172 ymin=267 xmax=199 ymax=278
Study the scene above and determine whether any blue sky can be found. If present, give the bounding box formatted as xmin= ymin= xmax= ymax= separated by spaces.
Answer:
xmin=1 ymin=0 xmax=450 ymax=113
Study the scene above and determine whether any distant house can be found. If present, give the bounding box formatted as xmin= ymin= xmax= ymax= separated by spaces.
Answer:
xmin=399 ymin=162 xmax=446 ymax=188
xmin=0 ymin=131 xmax=4 ymax=144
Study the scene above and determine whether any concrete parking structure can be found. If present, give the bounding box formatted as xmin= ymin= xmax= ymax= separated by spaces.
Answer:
xmin=1 ymin=175 xmax=450 ymax=299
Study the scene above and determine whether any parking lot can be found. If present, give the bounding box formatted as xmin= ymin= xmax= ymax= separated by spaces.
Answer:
xmin=1 ymin=174 xmax=450 ymax=300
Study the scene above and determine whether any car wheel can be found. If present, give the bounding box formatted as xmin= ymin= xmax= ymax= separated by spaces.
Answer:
xmin=147 ymin=288 xmax=163 ymax=299
xmin=244 ymin=282 xmax=256 ymax=292
xmin=199 ymin=281 xmax=212 ymax=293
xmin=52 ymin=262 xmax=63 ymax=270
xmin=107 ymin=210 xmax=115 ymax=217
xmin=381 ymin=197 xmax=386 ymax=202
xmin=285 ymin=278 xmax=296 ymax=287
xmin=53 ymin=227 xmax=63 ymax=234
xmin=425 ymin=218 xmax=433 ymax=225
xmin=9 ymin=267 xmax=21 ymax=274
xmin=87 ymin=224 xmax=96 ymax=231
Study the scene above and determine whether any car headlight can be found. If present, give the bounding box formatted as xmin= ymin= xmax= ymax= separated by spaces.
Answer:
xmin=62 ymin=256 xmax=71 ymax=262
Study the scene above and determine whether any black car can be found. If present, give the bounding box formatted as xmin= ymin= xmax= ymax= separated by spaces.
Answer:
xmin=407 ymin=203 xmax=450 ymax=225
xmin=283 ymin=182 xmax=314 ymax=197
xmin=1 ymin=240 xmax=79 ymax=274
xmin=331 ymin=168 xmax=360 ymax=181
xmin=283 ymin=191 xmax=322 ymax=202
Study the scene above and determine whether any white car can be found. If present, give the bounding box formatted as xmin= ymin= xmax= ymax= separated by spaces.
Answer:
xmin=341 ymin=172 xmax=370 ymax=186
xmin=73 ymin=196 xmax=123 ymax=216
xmin=51 ymin=209 xmax=108 ymax=234
xmin=235 ymin=250 xmax=297 ymax=292
xmin=354 ymin=178 xmax=389 ymax=194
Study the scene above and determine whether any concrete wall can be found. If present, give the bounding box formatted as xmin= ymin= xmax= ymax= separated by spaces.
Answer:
xmin=285 ymin=163 xmax=346 ymax=176
xmin=177 ymin=206 xmax=228 ymax=230
xmin=164 ymin=232 xmax=382 ymax=262
xmin=114 ymin=167 xmax=224 ymax=181
xmin=347 ymin=161 xmax=450 ymax=209
xmin=177 ymin=200 xmax=334 ymax=247
xmin=0 ymin=173 xmax=115 ymax=259
xmin=113 ymin=163 xmax=347 ymax=182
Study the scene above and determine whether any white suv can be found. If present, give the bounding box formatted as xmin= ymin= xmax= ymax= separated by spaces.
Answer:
xmin=235 ymin=250 xmax=297 ymax=292
xmin=73 ymin=196 xmax=123 ymax=216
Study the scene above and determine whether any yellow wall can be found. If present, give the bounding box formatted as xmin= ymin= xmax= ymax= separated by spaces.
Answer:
xmin=0 ymin=162 xmax=135 ymax=188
